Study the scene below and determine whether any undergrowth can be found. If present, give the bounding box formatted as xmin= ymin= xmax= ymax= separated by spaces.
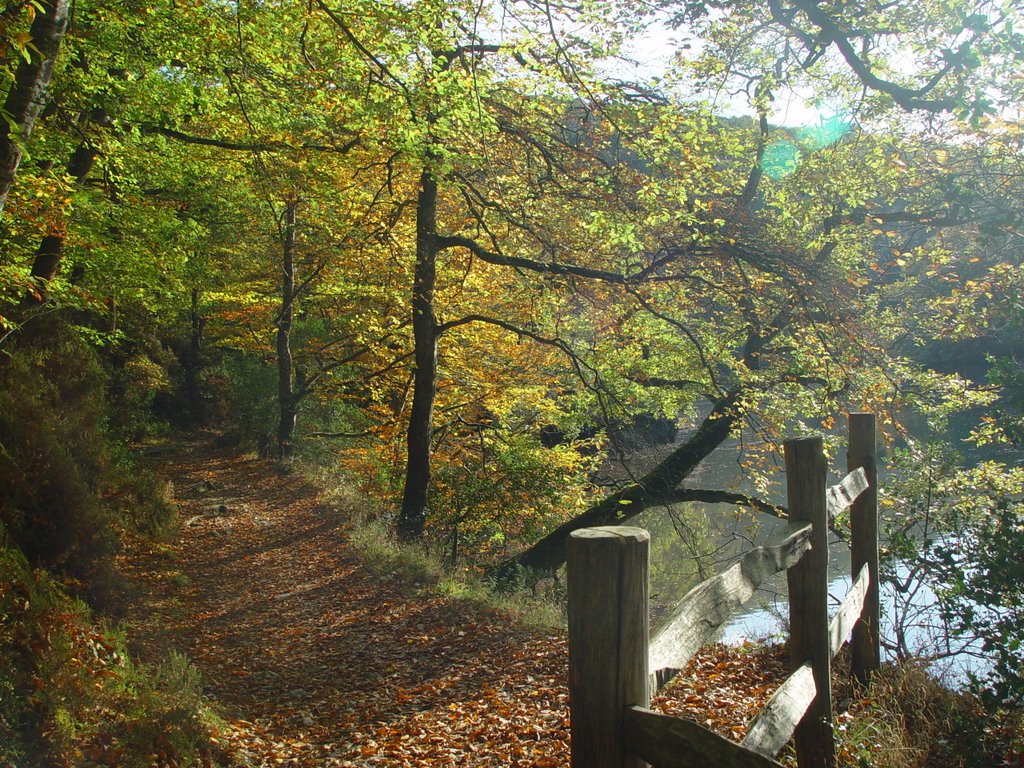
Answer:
xmin=0 ymin=528 xmax=219 ymax=767
xmin=833 ymin=660 xmax=1023 ymax=768
xmin=0 ymin=325 xmax=178 ymax=604
xmin=305 ymin=462 xmax=566 ymax=631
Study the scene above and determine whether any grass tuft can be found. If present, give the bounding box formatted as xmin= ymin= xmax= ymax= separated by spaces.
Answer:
xmin=298 ymin=460 xmax=567 ymax=630
xmin=834 ymin=660 xmax=1017 ymax=768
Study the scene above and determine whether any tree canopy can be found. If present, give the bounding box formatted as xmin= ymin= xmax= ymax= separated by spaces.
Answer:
xmin=0 ymin=0 xmax=1020 ymax=614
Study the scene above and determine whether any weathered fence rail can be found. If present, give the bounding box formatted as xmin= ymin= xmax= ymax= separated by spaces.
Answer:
xmin=648 ymin=520 xmax=814 ymax=689
xmin=567 ymin=413 xmax=880 ymax=768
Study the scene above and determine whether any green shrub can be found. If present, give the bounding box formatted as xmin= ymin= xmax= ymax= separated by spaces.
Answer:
xmin=80 ymin=651 xmax=211 ymax=768
xmin=0 ymin=329 xmax=119 ymax=593
xmin=429 ymin=430 xmax=600 ymax=568
xmin=106 ymin=352 xmax=175 ymax=442
xmin=883 ymin=443 xmax=1024 ymax=706
xmin=102 ymin=440 xmax=179 ymax=542
xmin=0 ymin=321 xmax=181 ymax=599
xmin=207 ymin=352 xmax=278 ymax=450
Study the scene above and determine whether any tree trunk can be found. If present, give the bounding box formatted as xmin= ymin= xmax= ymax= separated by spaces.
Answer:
xmin=21 ymin=143 xmax=98 ymax=306
xmin=28 ymin=234 xmax=64 ymax=286
xmin=276 ymin=199 xmax=299 ymax=461
xmin=0 ymin=0 xmax=70 ymax=219
xmin=182 ymin=285 xmax=206 ymax=422
xmin=397 ymin=168 xmax=440 ymax=540
xmin=492 ymin=389 xmax=743 ymax=581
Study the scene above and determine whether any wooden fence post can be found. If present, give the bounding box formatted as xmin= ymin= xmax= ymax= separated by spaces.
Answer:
xmin=848 ymin=412 xmax=880 ymax=684
xmin=785 ymin=436 xmax=834 ymax=768
xmin=567 ymin=527 xmax=650 ymax=768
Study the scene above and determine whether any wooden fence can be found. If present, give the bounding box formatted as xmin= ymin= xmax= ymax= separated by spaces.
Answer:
xmin=567 ymin=413 xmax=880 ymax=768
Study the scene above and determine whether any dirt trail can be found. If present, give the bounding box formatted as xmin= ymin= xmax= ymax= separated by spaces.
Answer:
xmin=116 ymin=436 xmax=788 ymax=767
xmin=117 ymin=438 xmax=570 ymax=767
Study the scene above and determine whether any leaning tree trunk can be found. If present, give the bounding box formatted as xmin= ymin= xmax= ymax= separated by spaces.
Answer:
xmin=0 ymin=0 xmax=71 ymax=219
xmin=276 ymin=199 xmax=299 ymax=461
xmin=492 ymin=389 xmax=744 ymax=583
xmin=397 ymin=168 xmax=440 ymax=540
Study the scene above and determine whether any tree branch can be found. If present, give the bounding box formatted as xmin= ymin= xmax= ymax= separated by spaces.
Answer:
xmin=140 ymin=124 xmax=359 ymax=154
xmin=436 ymin=233 xmax=631 ymax=283
xmin=663 ymin=488 xmax=786 ymax=518
xmin=492 ymin=388 xmax=746 ymax=580
xmin=786 ymin=0 xmax=967 ymax=112
xmin=313 ymin=0 xmax=417 ymax=115
xmin=301 ymin=429 xmax=377 ymax=439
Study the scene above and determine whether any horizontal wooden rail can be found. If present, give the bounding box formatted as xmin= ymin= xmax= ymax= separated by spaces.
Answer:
xmin=647 ymin=469 xmax=866 ymax=690
xmin=624 ymin=706 xmax=784 ymax=768
xmin=829 ymin=565 xmax=870 ymax=656
xmin=649 ymin=521 xmax=812 ymax=689
xmin=742 ymin=662 xmax=815 ymax=758
xmin=826 ymin=467 xmax=868 ymax=519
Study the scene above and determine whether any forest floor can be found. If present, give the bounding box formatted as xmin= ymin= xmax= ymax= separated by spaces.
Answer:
xmin=115 ymin=434 xmax=791 ymax=767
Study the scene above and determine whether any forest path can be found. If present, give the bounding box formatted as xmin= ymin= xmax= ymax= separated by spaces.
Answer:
xmin=116 ymin=436 xmax=570 ymax=767
xmin=116 ymin=435 xmax=788 ymax=767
